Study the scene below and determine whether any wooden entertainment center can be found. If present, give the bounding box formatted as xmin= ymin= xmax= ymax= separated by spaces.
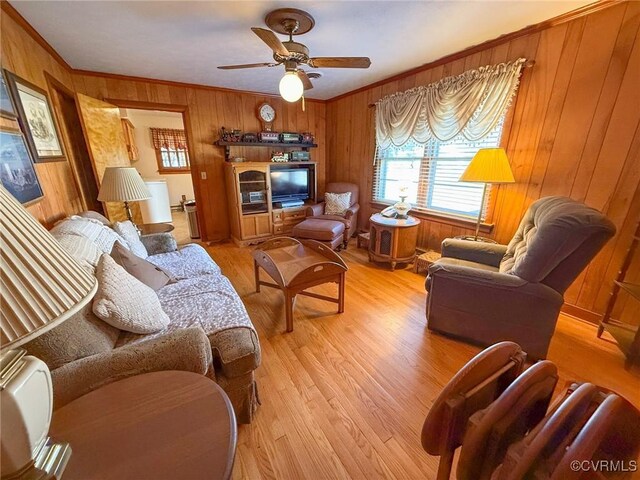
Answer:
xmin=224 ymin=161 xmax=317 ymax=246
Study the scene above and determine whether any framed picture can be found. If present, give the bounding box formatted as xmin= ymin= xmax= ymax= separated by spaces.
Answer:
xmin=4 ymin=70 xmax=65 ymax=162
xmin=0 ymin=71 xmax=16 ymax=118
xmin=0 ymin=129 xmax=44 ymax=205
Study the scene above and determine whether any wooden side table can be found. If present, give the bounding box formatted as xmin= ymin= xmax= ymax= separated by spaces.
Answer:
xmin=138 ymin=222 xmax=175 ymax=236
xmin=50 ymin=371 xmax=237 ymax=480
xmin=368 ymin=213 xmax=421 ymax=270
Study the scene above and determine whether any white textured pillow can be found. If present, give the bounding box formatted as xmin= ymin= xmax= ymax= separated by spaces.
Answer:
xmin=93 ymin=254 xmax=169 ymax=334
xmin=324 ymin=192 xmax=352 ymax=216
xmin=51 ymin=217 xmax=127 ymax=254
xmin=113 ymin=221 xmax=148 ymax=259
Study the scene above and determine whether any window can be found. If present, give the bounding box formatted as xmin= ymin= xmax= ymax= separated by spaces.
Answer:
xmin=155 ymin=146 xmax=190 ymax=174
xmin=373 ymin=121 xmax=504 ymax=220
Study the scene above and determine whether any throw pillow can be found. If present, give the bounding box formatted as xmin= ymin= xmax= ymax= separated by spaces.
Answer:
xmin=324 ymin=192 xmax=352 ymax=216
xmin=93 ymin=254 xmax=169 ymax=334
xmin=50 ymin=217 xmax=127 ymax=254
xmin=110 ymin=242 xmax=174 ymax=291
xmin=113 ymin=220 xmax=148 ymax=258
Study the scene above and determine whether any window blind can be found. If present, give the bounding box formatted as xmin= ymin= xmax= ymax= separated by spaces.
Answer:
xmin=373 ymin=119 xmax=504 ymax=220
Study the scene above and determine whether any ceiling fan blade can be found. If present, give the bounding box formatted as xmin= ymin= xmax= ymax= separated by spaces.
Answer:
xmin=218 ymin=62 xmax=278 ymax=70
xmin=309 ymin=57 xmax=371 ymax=68
xmin=297 ymin=70 xmax=314 ymax=90
xmin=251 ymin=27 xmax=290 ymax=57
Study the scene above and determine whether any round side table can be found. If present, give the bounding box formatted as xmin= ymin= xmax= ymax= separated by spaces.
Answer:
xmin=50 ymin=371 xmax=237 ymax=480
xmin=138 ymin=222 xmax=175 ymax=236
xmin=368 ymin=213 xmax=421 ymax=270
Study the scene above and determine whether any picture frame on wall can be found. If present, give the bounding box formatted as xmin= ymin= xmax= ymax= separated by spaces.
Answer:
xmin=0 ymin=128 xmax=44 ymax=205
xmin=4 ymin=69 xmax=65 ymax=162
xmin=0 ymin=71 xmax=17 ymax=119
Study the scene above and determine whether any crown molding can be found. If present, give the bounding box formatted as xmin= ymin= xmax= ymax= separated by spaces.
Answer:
xmin=73 ymin=69 xmax=327 ymax=104
xmin=326 ymin=0 xmax=621 ymax=103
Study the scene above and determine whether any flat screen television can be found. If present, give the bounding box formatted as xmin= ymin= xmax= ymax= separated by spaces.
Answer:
xmin=270 ymin=168 xmax=311 ymax=201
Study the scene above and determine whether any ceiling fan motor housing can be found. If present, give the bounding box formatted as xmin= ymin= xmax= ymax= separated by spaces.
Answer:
xmin=274 ymin=41 xmax=310 ymax=66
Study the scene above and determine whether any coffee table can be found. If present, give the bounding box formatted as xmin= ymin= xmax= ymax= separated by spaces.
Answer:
xmin=252 ymin=237 xmax=348 ymax=332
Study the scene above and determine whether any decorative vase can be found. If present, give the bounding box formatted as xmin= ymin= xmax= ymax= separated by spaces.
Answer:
xmin=394 ymin=195 xmax=411 ymax=219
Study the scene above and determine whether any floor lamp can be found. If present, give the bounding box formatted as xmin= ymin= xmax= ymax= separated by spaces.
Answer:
xmin=458 ymin=148 xmax=515 ymax=241
xmin=97 ymin=167 xmax=150 ymax=228
xmin=0 ymin=185 xmax=98 ymax=479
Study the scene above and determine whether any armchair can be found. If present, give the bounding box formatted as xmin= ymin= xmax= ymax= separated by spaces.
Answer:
xmin=305 ymin=182 xmax=360 ymax=246
xmin=425 ymin=196 xmax=616 ymax=359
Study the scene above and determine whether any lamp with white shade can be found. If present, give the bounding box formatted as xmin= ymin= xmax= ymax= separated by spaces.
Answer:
xmin=458 ymin=148 xmax=515 ymax=241
xmin=0 ymin=185 xmax=97 ymax=479
xmin=97 ymin=167 xmax=151 ymax=227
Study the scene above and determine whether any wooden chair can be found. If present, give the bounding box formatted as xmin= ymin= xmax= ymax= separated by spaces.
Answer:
xmin=494 ymin=382 xmax=601 ymax=479
xmin=551 ymin=394 xmax=640 ymax=479
xmin=456 ymin=360 xmax=559 ymax=480
xmin=421 ymin=341 xmax=527 ymax=480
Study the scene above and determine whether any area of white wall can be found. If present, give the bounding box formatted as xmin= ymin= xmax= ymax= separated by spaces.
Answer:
xmin=123 ymin=108 xmax=195 ymax=206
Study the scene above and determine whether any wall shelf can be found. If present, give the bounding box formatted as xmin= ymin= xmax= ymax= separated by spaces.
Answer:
xmin=214 ymin=140 xmax=317 ymax=161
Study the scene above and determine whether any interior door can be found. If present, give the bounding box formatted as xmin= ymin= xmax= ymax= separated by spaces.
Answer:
xmin=75 ymin=93 xmax=142 ymax=223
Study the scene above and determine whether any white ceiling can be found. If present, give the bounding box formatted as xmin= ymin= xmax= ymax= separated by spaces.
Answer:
xmin=10 ymin=1 xmax=592 ymax=100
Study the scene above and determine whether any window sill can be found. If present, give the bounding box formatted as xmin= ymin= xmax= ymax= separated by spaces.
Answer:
xmin=369 ymin=201 xmax=494 ymax=233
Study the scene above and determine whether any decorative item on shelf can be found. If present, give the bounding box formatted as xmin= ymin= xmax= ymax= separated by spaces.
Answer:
xmin=393 ymin=187 xmax=412 ymax=219
xmin=258 ymin=131 xmax=280 ymax=143
xmin=271 ymin=151 xmax=289 ymax=162
xmin=241 ymin=132 xmax=258 ymax=143
xmin=4 ymin=69 xmax=65 ymax=163
xmin=219 ymin=127 xmax=242 ymax=142
xmin=97 ymin=167 xmax=151 ymax=229
xmin=290 ymin=150 xmax=310 ymax=162
xmin=0 ymin=185 xmax=98 ymax=480
xmin=233 ymin=157 xmax=246 ymax=163
xmin=301 ymin=132 xmax=314 ymax=144
xmin=281 ymin=132 xmax=302 ymax=143
xmin=458 ymin=147 xmax=515 ymax=241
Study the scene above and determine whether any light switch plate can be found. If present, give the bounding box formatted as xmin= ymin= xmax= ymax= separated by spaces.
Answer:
xmin=200 ymin=172 xmax=207 ymax=180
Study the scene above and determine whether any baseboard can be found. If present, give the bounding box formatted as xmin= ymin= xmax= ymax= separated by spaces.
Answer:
xmin=561 ymin=303 xmax=602 ymax=325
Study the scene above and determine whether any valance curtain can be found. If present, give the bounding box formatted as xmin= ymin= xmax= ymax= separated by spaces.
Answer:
xmin=150 ymin=128 xmax=188 ymax=150
xmin=375 ymin=58 xmax=526 ymax=149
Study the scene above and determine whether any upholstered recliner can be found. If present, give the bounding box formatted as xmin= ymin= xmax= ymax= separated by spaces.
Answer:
xmin=305 ymin=182 xmax=360 ymax=246
xmin=425 ymin=196 xmax=616 ymax=359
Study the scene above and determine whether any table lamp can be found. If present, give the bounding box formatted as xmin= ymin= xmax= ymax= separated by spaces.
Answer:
xmin=97 ymin=167 xmax=150 ymax=227
xmin=0 ymin=185 xmax=97 ymax=479
xmin=459 ymin=148 xmax=515 ymax=241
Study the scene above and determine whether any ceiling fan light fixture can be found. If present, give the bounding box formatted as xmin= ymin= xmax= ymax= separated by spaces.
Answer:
xmin=279 ymin=71 xmax=304 ymax=102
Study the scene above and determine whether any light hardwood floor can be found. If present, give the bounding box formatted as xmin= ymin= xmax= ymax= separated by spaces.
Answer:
xmin=206 ymin=240 xmax=640 ymax=480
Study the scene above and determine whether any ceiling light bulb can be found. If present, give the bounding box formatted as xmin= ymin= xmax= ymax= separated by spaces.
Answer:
xmin=279 ymin=72 xmax=304 ymax=102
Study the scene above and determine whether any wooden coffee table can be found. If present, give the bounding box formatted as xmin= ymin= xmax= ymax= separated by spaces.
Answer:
xmin=252 ymin=237 xmax=348 ymax=332
xmin=50 ymin=371 xmax=237 ymax=480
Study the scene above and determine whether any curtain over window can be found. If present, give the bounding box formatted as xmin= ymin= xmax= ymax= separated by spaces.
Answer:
xmin=375 ymin=58 xmax=525 ymax=148
xmin=150 ymin=128 xmax=188 ymax=151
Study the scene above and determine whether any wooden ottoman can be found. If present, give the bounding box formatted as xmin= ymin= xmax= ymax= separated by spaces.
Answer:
xmin=292 ymin=218 xmax=346 ymax=250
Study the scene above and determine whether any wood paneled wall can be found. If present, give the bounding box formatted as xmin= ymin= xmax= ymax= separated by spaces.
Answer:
xmin=326 ymin=1 xmax=640 ymax=323
xmin=1 ymin=9 xmax=83 ymax=227
xmin=71 ymin=73 xmax=326 ymax=242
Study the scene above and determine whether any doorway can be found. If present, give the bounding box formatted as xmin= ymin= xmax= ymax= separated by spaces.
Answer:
xmin=46 ymin=74 xmax=104 ymax=215
xmin=118 ymin=107 xmax=196 ymax=245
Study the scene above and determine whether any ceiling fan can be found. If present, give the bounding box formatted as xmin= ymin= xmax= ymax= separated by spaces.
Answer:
xmin=218 ymin=8 xmax=371 ymax=102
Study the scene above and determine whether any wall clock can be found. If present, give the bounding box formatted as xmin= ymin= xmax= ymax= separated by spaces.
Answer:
xmin=257 ymin=103 xmax=276 ymax=132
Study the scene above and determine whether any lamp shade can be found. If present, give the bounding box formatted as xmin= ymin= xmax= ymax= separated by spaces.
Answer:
xmin=97 ymin=167 xmax=151 ymax=202
xmin=459 ymin=148 xmax=515 ymax=184
xmin=0 ymin=186 xmax=97 ymax=348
